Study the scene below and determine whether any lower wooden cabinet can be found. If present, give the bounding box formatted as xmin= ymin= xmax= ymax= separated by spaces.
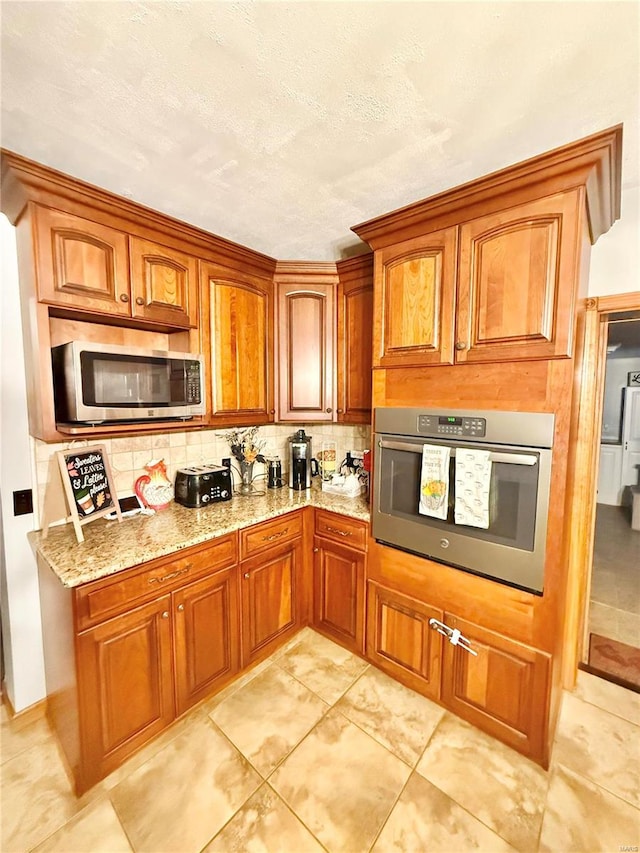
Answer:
xmin=76 ymin=563 xmax=240 ymax=789
xmin=441 ymin=613 xmax=550 ymax=761
xmin=366 ymin=581 xmax=442 ymax=701
xmin=240 ymin=539 xmax=302 ymax=667
xmin=313 ymin=536 xmax=365 ymax=654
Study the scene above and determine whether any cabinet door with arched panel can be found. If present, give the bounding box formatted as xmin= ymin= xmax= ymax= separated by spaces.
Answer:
xmin=130 ymin=237 xmax=198 ymax=327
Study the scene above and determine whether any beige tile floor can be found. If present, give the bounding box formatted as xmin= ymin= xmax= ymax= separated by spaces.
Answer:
xmin=589 ymin=503 xmax=640 ymax=648
xmin=1 ymin=628 xmax=639 ymax=853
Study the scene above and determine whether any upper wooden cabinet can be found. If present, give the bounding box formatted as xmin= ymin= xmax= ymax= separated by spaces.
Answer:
xmin=354 ymin=126 xmax=622 ymax=367
xmin=375 ymin=227 xmax=457 ymax=368
xmin=275 ymin=264 xmax=337 ymax=422
xmin=34 ymin=208 xmax=198 ymax=328
xmin=34 ymin=207 xmax=131 ymax=317
xmin=201 ymin=263 xmax=274 ymax=425
xmin=336 ymin=255 xmax=374 ymax=423
xmin=129 ymin=237 xmax=198 ymax=327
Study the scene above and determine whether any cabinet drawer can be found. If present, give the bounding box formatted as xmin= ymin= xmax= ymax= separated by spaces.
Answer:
xmin=75 ymin=533 xmax=238 ymax=630
xmin=239 ymin=511 xmax=303 ymax=560
xmin=314 ymin=510 xmax=368 ymax=551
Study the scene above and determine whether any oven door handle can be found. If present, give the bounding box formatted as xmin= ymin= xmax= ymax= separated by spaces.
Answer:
xmin=377 ymin=439 xmax=537 ymax=466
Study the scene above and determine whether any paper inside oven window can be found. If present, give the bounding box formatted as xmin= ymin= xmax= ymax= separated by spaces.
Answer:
xmin=419 ymin=445 xmax=451 ymax=520
xmin=454 ymin=448 xmax=492 ymax=529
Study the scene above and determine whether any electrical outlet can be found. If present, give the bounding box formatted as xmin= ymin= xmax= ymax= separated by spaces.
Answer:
xmin=13 ymin=489 xmax=33 ymax=516
xmin=221 ymin=457 xmax=231 ymax=468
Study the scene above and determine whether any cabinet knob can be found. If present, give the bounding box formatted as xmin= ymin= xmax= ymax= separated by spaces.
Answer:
xmin=177 ymin=604 xmax=185 ymax=612
xmin=337 ymin=408 xmax=344 ymax=414
xmin=161 ymin=611 xmax=169 ymax=619
xmin=135 ymin=296 xmax=145 ymax=306
xmin=326 ymin=408 xmax=332 ymax=414
xmin=120 ymin=294 xmax=130 ymax=303
xmin=244 ymin=572 xmax=250 ymax=579
xmin=454 ymin=341 xmax=467 ymax=351
xmin=313 ymin=547 xmax=319 ymax=553
xmin=270 ymin=409 xmax=276 ymax=415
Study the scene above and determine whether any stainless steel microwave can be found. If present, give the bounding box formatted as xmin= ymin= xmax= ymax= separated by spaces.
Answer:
xmin=51 ymin=341 xmax=205 ymax=424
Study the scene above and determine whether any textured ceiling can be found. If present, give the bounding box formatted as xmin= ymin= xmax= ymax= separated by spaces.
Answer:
xmin=1 ymin=1 xmax=638 ymax=261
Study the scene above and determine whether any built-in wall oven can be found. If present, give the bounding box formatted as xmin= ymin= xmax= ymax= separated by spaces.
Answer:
xmin=373 ymin=407 xmax=555 ymax=594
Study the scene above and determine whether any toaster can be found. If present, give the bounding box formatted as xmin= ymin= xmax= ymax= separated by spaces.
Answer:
xmin=174 ymin=464 xmax=232 ymax=508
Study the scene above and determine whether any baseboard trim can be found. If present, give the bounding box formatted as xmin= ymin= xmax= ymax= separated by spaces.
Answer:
xmin=1 ymin=682 xmax=48 ymax=723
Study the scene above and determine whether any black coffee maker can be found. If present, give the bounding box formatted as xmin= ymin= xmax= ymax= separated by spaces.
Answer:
xmin=288 ymin=429 xmax=312 ymax=490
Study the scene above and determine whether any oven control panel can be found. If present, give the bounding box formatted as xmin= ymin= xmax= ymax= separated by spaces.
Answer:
xmin=418 ymin=414 xmax=487 ymax=438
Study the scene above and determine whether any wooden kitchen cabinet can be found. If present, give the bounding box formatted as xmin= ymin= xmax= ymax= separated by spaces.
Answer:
xmin=440 ymin=613 xmax=550 ymax=761
xmin=313 ymin=510 xmax=367 ymax=654
xmin=76 ymin=595 xmax=175 ymax=787
xmin=201 ymin=263 xmax=274 ymax=425
xmin=366 ymin=581 xmax=442 ymax=701
xmin=373 ymin=192 xmax=581 ymax=367
xmin=33 ymin=208 xmax=198 ymax=328
xmin=129 ymin=237 xmax=198 ymax=328
xmin=240 ymin=512 xmax=304 ymax=666
xmin=33 ymin=206 xmax=131 ymax=317
xmin=374 ymin=227 xmax=457 ymax=368
xmin=275 ymin=267 xmax=337 ymax=422
xmin=336 ymin=254 xmax=374 ymax=423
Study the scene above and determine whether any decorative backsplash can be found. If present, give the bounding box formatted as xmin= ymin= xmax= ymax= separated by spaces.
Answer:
xmin=33 ymin=423 xmax=371 ymax=525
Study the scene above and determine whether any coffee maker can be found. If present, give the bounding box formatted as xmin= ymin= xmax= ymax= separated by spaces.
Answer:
xmin=288 ymin=429 xmax=312 ymax=490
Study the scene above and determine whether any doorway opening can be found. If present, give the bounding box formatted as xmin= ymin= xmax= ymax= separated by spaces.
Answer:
xmin=585 ymin=312 xmax=640 ymax=690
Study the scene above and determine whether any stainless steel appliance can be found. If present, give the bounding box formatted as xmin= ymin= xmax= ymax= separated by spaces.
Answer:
xmin=174 ymin=464 xmax=232 ymax=508
xmin=288 ymin=429 xmax=312 ymax=490
xmin=267 ymin=458 xmax=284 ymax=489
xmin=51 ymin=341 xmax=204 ymax=424
xmin=373 ymin=407 xmax=555 ymax=594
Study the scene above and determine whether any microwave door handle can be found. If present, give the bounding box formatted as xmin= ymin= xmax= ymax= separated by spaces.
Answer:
xmin=378 ymin=440 xmax=537 ymax=467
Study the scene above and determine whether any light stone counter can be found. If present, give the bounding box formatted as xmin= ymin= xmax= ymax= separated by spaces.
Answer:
xmin=31 ymin=483 xmax=370 ymax=589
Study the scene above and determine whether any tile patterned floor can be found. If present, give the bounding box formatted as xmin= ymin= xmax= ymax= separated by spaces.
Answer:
xmin=1 ymin=628 xmax=639 ymax=853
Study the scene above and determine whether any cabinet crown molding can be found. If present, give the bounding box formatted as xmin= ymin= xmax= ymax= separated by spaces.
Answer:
xmin=352 ymin=125 xmax=623 ymax=249
xmin=274 ymin=260 xmax=340 ymax=285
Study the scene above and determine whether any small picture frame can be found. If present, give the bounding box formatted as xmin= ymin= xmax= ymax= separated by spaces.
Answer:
xmin=42 ymin=444 xmax=122 ymax=543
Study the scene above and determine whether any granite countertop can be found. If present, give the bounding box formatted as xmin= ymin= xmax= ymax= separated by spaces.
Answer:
xmin=31 ymin=482 xmax=370 ymax=589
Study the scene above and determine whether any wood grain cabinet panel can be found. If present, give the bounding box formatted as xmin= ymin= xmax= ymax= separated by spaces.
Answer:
xmin=173 ymin=568 xmax=240 ymax=715
xmin=441 ymin=613 xmax=551 ymax=761
xmin=313 ymin=536 xmax=364 ymax=654
xmin=366 ymin=581 xmax=442 ymax=700
xmin=130 ymin=237 xmax=198 ymax=327
xmin=34 ymin=207 xmax=130 ymax=315
xmin=277 ymin=283 xmax=335 ymax=421
xmin=241 ymin=540 xmax=301 ymax=666
xmin=76 ymin=596 xmax=174 ymax=788
xmin=375 ymin=228 xmax=457 ymax=367
xmin=456 ymin=192 xmax=581 ymax=362
xmin=336 ymin=256 xmax=373 ymax=423
xmin=202 ymin=265 xmax=274 ymax=425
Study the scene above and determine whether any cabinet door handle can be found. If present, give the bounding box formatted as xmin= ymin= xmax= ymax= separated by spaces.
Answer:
xmin=177 ymin=603 xmax=185 ymax=612
xmin=244 ymin=572 xmax=250 ymax=579
xmin=325 ymin=526 xmax=351 ymax=537
xmin=135 ymin=296 xmax=145 ymax=306
xmin=148 ymin=565 xmax=192 ymax=584
xmin=263 ymin=529 xmax=287 ymax=542
xmin=454 ymin=341 xmax=467 ymax=351
xmin=119 ymin=293 xmax=130 ymax=303
xmin=161 ymin=611 xmax=169 ymax=619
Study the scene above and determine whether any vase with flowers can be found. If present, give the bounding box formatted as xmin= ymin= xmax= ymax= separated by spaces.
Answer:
xmin=224 ymin=426 xmax=267 ymax=496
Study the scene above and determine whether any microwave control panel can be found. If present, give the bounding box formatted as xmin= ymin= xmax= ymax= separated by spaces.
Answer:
xmin=417 ymin=414 xmax=487 ymax=438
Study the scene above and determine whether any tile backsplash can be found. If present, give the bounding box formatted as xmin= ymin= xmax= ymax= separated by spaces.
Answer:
xmin=33 ymin=423 xmax=371 ymax=525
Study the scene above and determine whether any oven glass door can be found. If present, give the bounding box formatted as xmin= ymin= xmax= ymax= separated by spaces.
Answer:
xmin=373 ymin=434 xmax=552 ymax=593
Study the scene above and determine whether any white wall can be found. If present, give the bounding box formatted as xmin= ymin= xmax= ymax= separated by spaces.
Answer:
xmin=0 ymin=214 xmax=46 ymax=711
xmin=588 ymin=185 xmax=640 ymax=296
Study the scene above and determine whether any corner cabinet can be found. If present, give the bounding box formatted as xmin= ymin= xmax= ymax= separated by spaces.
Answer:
xmin=336 ymin=255 xmax=374 ymax=423
xmin=275 ymin=269 xmax=336 ymax=421
xmin=201 ymin=263 xmax=274 ymax=426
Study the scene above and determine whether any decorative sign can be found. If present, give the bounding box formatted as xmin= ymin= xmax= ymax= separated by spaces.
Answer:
xmin=42 ymin=444 xmax=121 ymax=543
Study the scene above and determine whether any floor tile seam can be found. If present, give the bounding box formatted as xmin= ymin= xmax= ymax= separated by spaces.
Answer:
xmin=324 ymin=705 xmax=417 ymax=773
xmin=550 ymin=760 xmax=640 ymax=812
xmin=365 ymin=767 xmax=415 ymax=852
xmin=272 ymin=654 xmax=370 ymax=707
xmin=204 ymin=713 xmax=271 ymax=788
xmin=590 ymin=598 xmax=640 ymax=618
xmin=569 ymin=693 xmax=640 ymax=725
xmin=259 ymin=699 xmax=337 ymax=781
xmin=262 ymin=779 xmax=332 ymax=853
